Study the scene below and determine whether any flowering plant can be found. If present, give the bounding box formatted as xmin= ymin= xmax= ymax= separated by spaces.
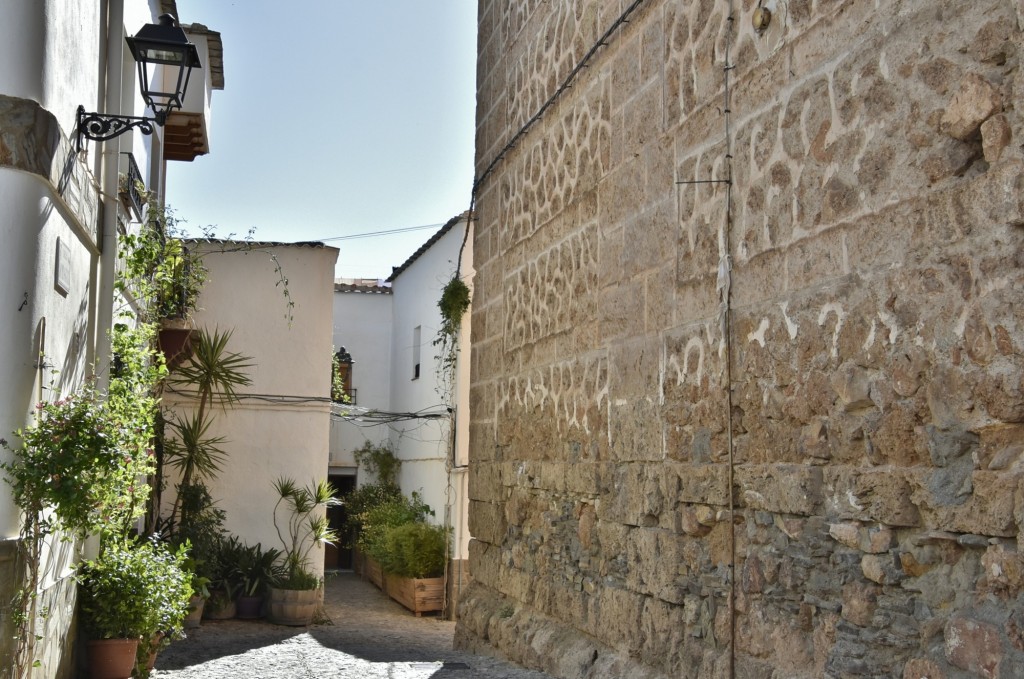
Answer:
xmin=1 ymin=387 xmax=153 ymax=538
xmin=1 ymin=325 xmax=162 ymax=539
xmin=0 ymin=323 xmax=163 ymax=675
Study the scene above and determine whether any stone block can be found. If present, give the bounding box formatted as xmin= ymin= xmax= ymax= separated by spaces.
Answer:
xmin=940 ymin=73 xmax=1002 ymax=141
xmin=565 ymin=462 xmax=603 ymax=495
xmin=825 ymin=467 xmax=921 ymax=527
xmin=599 ymin=463 xmax=666 ymax=526
xmin=469 ymin=462 xmax=505 ymax=503
xmin=539 ymin=462 xmax=568 ymax=493
xmin=606 ymin=399 xmax=663 ymax=462
xmin=735 ymin=464 xmax=823 ymax=516
xmin=980 ymin=543 xmax=1024 ymax=597
xmin=469 ymin=500 xmax=508 ymax=545
xmin=831 ymin=362 xmax=875 ymax=411
xmin=981 ymin=114 xmax=1013 ymax=164
xmin=829 ymin=521 xmax=862 ymax=550
xmin=861 ymin=553 xmax=904 ymax=585
xmin=842 ymin=581 xmax=878 ymax=627
xmin=944 ymin=616 xmax=1003 ymax=678
xmin=674 ymin=463 xmax=730 ymax=506
xmin=902 ymin=658 xmax=946 ymax=679
xmin=913 ymin=470 xmax=1019 ymax=537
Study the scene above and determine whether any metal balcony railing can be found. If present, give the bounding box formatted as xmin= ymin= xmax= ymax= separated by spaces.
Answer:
xmin=119 ymin=152 xmax=146 ymax=220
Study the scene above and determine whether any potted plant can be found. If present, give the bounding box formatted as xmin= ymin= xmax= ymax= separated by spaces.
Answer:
xmin=236 ymin=542 xmax=284 ymax=619
xmin=355 ymin=489 xmax=432 ymax=591
xmin=203 ymin=536 xmax=245 ymax=620
xmin=267 ymin=477 xmax=339 ymax=626
xmin=377 ymin=522 xmax=450 ymax=617
xmin=183 ymin=571 xmax=210 ymax=629
xmin=340 ymin=479 xmax=403 ymax=580
xmin=356 ymin=490 xmax=448 ymax=616
xmin=168 ymin=481 xmax=226 ymax=628
xmin=76 ymin=538 xmax=191 ymax=679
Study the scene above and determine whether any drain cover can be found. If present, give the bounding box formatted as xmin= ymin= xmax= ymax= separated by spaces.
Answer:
xmin=408 ymin=662 xmax=471 ymax=671
xmin=441 ymin=662 xmax=471 ymax=670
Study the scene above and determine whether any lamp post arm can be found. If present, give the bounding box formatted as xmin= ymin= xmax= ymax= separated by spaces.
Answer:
xmin=76 ymin=105 xmax=161 ymax=150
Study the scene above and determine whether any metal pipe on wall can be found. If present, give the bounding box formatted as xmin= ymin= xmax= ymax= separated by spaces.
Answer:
xmin=93 ymin=0 xmax=126 ymax=392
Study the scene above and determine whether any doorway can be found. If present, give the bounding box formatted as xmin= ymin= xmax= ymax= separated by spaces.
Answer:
xmin=325 ymin=473 xmax=356 ymax=570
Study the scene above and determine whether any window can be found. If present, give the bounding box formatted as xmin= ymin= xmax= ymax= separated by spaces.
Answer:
xmin=412 ymin=326 xmax=421 ymax=380
xmin=333 ymin=347 xmax=355 ymax=403
xmin=54 ymin=238 xmax=70 ymax=295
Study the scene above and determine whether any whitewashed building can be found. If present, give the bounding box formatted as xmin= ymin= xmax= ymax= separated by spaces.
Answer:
xmin=161 ymin=241 xmax=340 ymax=571
xmin=331 ymin=213 xmax=473 ymax=603
xmin=0 ymin=1 xmax=222 ymax=675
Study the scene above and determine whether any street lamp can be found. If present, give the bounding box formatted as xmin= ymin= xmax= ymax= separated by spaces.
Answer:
xmin=77 ymin=14 xmax=201 ymax=149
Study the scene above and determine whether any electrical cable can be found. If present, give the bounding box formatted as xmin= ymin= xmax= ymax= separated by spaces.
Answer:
xmin=164 ymin=385 xmax=332 ymax=405
xmin=317 ymin=223 xmax=442 ymax=243
xmin=469 ymin=0 xmax=649 ymax=200
xmin=722 ymin=7 xmax=738 ymax=679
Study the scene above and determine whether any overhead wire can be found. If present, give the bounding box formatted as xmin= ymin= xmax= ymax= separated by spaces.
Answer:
xmin=317 ymin=223 xmax=442 ymax=243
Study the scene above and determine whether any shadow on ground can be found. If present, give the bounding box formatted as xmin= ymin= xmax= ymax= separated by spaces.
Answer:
xmin=154 ymin=572 xmax=501 ymax=677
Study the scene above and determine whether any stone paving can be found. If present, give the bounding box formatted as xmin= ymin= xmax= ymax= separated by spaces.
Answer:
xmin=153 ymin=572 xmax=554 ymax=679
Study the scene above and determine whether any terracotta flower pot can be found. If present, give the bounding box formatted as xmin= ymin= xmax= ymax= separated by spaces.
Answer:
xmin=158 ymin=321 xmax=193 ymax=368
xmin=87 ymin=638 xmax=139 ymax=679
xmin=145 ymin=632 xmax=165 ymax=671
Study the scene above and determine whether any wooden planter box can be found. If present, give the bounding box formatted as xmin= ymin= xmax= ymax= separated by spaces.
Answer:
xmin=365 ymin=556 xmax=384 ymax=591
xmin=352 ymin=548 xmax=364 ymax=576
xmin=384 ymin=573 xmax=444 ymax=617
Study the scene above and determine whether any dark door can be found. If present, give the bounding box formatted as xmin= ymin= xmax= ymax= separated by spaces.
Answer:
xmin=325 ymin=474 xmax=357 ymax=570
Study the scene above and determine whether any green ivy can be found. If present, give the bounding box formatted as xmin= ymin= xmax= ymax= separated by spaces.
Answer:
xmin=352 ymin=441 xmax=401 ymax=486
xmin=339 ymin=481 xmax=402 ymax=548
xmin=1 ymin=325 xmax=160 ymax=539
xmin=331 ymin=350 xmax=349 ymax=403
xmin=437 ymin=276 xmax=471 ymax=337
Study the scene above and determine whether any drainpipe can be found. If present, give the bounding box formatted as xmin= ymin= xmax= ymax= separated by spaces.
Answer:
xmin=94 ymin=0 xmax=126 ymax=393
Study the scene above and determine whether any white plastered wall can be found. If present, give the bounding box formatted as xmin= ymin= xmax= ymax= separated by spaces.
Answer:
xmin=161 ymin=243 xmax=339 ymax=577
xmin=330 ymin=288 xmax=394 ymax=469
xmin=388 ymin=219 xmax=473 ymax=561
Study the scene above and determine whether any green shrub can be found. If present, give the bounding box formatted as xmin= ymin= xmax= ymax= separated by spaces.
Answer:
xmin=357 ymin=491 xmax=432 ymax=558
xmin=341 ymin=482 xmax=401 ymax=548
xmin=378 ymin=522 xmax=449 ymax=579
xmin=76 ymin=537 xmax=192 ymax=640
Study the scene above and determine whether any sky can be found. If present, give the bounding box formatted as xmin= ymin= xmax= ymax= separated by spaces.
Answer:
xmin=165 ymin=1 xmax=477 ymax=280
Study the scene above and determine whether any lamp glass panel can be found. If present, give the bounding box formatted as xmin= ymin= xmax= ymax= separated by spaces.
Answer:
xmin=140 ymin=47 xmax=185 ymax=64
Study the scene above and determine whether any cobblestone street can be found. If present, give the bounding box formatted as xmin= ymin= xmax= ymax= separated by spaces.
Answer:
xmin=153 ymin=572 xmax=553 ymax=679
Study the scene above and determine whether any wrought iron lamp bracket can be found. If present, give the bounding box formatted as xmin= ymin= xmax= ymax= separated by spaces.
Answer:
xmin=76 ymin=105 xmax=165 ymax=151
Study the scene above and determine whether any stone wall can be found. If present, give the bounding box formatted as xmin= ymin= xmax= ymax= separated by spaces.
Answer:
xmin=456 ymin=0 xmax=1024 ymax=677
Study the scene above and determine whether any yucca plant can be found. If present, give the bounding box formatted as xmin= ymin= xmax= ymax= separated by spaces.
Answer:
xmin=271 ymin=477 xmax=340 ymax=589
xmin=162 ymin=328 xmax=252 ymax=527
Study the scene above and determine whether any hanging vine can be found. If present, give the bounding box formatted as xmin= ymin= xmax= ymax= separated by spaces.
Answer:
xmin=433 ymin=274 xmax=471 ymax=403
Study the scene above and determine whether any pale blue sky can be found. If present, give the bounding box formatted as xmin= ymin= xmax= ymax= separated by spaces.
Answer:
xmin=166 ymin=2 xmax=477 ymax=279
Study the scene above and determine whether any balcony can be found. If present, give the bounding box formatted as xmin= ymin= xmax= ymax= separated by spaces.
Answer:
xmin=118 ymin=152 xmax=146 ymax=221
xmin=163 ymin=23 xmax=223 ymax=162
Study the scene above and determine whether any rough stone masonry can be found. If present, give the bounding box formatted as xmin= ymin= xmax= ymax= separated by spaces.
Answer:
xmin=455 ymin=0 xmax=1024 ymax=677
